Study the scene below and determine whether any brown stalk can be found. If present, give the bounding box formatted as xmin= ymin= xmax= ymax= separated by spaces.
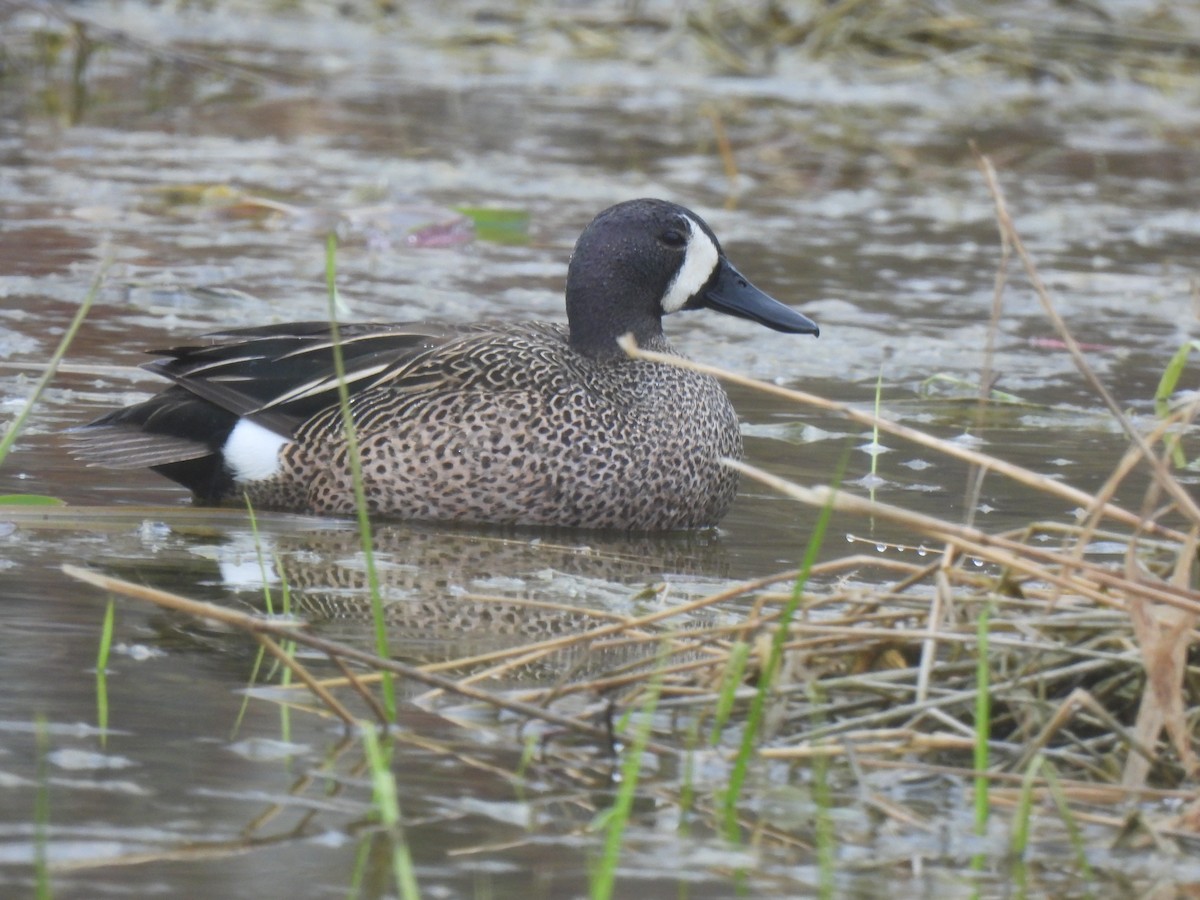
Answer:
xmin=618 ymin=336 xmax=1185 ymax=542
xmin=725 ymin=460 xmax=1200 ymax=617
xmin=62 ymin=564 xmax=622 ymax=747
xmin=973 ymin=147 xmax=1200 ymax=530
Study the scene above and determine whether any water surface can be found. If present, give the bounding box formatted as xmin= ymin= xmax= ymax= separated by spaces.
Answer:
xmin=2 ymin=2 xmax=1198 ymax=896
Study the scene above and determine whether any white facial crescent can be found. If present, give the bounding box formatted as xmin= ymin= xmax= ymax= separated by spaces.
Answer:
xmin=661 ymin=215 xmax=719 ymax=314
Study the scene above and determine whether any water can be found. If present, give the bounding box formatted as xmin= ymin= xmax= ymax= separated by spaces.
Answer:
xmin=2 ymin=1 xmax=1198 ymax=896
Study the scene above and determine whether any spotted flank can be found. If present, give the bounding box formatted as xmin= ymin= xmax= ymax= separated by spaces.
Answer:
xmin=74 ymin=198 xmax=819 ymax=530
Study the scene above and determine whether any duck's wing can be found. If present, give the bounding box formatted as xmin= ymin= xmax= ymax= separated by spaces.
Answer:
xmin=71 ymin=322 xmax=462 ymax=475
xmin=144 ymin=321 xmax=458 ymax=435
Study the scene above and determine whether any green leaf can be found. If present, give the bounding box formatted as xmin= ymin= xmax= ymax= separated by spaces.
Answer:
xmin=0 ymin=494 xmax=66 ymax=506
xmin=1154 ymin=339 xmax=1200 ymax=469
xmin=454 ymin=206 xmax=530 ymax=244
xmin=1154 ymin=339 xmax=1200 ymax=417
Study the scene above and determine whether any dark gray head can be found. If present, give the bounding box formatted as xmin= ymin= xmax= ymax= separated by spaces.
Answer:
xmin=565 ymin=198 xmax=819 ymax=357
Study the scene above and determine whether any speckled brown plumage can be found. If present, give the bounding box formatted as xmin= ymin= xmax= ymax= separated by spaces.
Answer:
xmin=241 ymin=324 xmax=741 ymax=528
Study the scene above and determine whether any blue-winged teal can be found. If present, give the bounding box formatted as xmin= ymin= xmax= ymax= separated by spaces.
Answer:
xmin=76 ymin=198 xmax=818 ymax=529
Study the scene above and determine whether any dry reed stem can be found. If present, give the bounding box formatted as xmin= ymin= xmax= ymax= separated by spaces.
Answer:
xmin=701 ymin=102 xmax=740 ymax=199
xmin=252 ymin=632 xmax=358 ymax=727
xmin=1067 ymin=405 xmax=1193 ymax=592
xmin=61 ymin=564 xmax=622 ymax=747
xmin=916 ymin=553 xmax=953 ymax=705
xmin=974 ymin=151 xmax=1200 ymax=786
xmin=862 ymin=757 xmax=1199 ymax=803
xmin=777 ymin=657 xmax=1122 ymax=747
xmin=962 ymin=144 xmax=1012 ymax=531
xmin=618 ymin=336 xmax=1185 ymax=543
xmin=1123 ymin=527 xmax=1200 ymax=785
xmin=975 ymin=148 xmax=1200 ymax=530
xmin=726 ymin=460 xmax=1200 ymax=617
xmin=414 ymin=593 xmax=716 ymax=698
xmin=49 ymin=835 xmax=290 ymax=873
xmin=1013 ymin=687 xmax=1159 ymax=774
xmin=759 ymin=730 xmax=977 ymax=759
xmin=329 ymin=653 xmax=391 ymax=724
xmin=405 ymin=567 xmax=803 ymax=692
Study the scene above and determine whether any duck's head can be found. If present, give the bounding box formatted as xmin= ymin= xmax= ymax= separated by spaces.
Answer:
xmin=565 ymin=198 xmax=819 ymax=357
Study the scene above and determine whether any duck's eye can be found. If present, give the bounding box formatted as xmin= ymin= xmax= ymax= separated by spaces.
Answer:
xmin=659 ymin=228 xmax=687 ymax=249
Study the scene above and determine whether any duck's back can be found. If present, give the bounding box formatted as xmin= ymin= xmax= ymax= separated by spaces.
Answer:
xmin=254 ymin=322 xmax=742 ymax=529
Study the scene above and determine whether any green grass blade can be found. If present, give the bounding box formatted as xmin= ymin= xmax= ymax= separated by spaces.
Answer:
xmin=244 ymin=496 xmax=274 ymax=615
xmin=325 ymin=233 xmax=395 ymax=720
xmin=0 ymin=253 xmax=107 ymax=470
xmin=1153 ymin=340 xmax=1200 ymax=417
xmin=970 ymin=602 xmax=993 ymax=877
xmin=678 ymin=717 xmax=702 ymax=844
xmin=453 ymin=206 xmax=530 ymax=244
xmin=1042 ymin=761 xmax=1094 ymax=882
xmin=974 ymin=603 xmax=992 ymax=834
xmin=708 ymin=640 xmax=749 ymax=746
xmin=278 ymin=641 xmax=293 ymax=745
xmin=812 ymin=713 xmax=835 ymax=898
xmin=591 ymin=647 xmax=666 ymax=900
xmin=346 ymin=837 xmax=371 ymax=900
xmin=721 ymin=486 xmax=836 ymax=841
xmin=0 ymin=495 xmax=66 ymax=506
xmin=231 ymin=644 xmax=268 ymax=740
xmin=1010 ymin=752 xmax=1040 ymax=857
xmin=361 ymin=727 xmax=420 ymax=899
xmin=869 ymin=363 xmax=883 ymax=509
xmin=95 ymin=600 xmax=115 ymax=748
xmin=1153 ymin=339 xmax=1200 ymax=468
xmin=514 ymin=733 xmax=538 ymax=805
xmin=1008 ymin=750 xmax=1040 ymax=894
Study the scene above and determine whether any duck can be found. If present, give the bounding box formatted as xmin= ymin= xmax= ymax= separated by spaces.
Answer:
xmin=74 ymin=198 xmax=818 ymax=530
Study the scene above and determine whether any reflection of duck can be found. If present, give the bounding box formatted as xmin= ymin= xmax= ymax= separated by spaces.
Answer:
xmin=264 ymin=524 xmax=731 ymax=662
xmin=76 ymin=199 xmax=817 ymax=529
xmin=124 ymin=522 xmax=731 ymax=678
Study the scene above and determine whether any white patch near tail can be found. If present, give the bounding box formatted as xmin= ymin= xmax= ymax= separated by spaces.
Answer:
xmin=222 ymin=419 xmax=288 ymax=482
xmin=661 ymin=215 xmax=719 ymax=314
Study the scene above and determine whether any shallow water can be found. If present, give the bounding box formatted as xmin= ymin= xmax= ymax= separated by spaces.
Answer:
xmin=2 ymin=1 xmax=1199 ymax=896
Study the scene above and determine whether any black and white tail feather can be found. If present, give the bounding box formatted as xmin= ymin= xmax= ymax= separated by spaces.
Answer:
xmin=72 ymin=322 xmax=455 ymax=500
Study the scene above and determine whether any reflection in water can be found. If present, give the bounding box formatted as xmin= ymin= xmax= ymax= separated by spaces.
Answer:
xmin=134 ymin=521 xmax=732 ymax=674
xmin=53 ymin=510 xmax=736 ymax=679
